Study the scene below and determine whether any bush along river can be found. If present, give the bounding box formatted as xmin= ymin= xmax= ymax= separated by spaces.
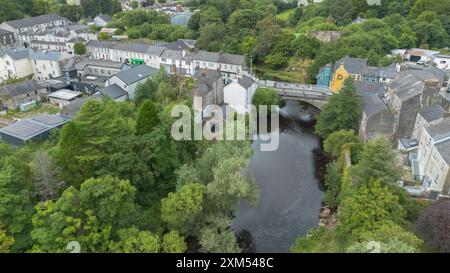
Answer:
xmin=233 ymin=100 xmax=328 ymax=253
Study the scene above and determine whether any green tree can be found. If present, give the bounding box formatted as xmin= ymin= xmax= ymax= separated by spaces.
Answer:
xmin=352 ymin=138 xmax=400 ymax=186
xmin=0 ymin=225 xmax=14 ymax=253
xmin=136 ymin=100 xmax=161 ymax=136
xmin=31 ymin=176 xmax=138 ymax=252
xmin=161 ymin=183 xmax=205 ymax=233
xmin=337 ymin=180 xmax=405 ymax=242
xmin=0 ymin=156 xmax=34 ymax=251
xmin=315 ymin=79 xmax=362 ymax=139
xmin=291 ymin=227 xmax=338 ymax=253
xmin=54 ymin=100 xmax=134 ymax=187
xmin=73 ymin=42 xmax=87 ymax=55
xmin=109 ymin=227 xmax=160 ymax=253
xmin=323 ymin=129 xmax=359 ymax=158
xmin=322 ymin=162 xmax=342 ymax=208
xmin=252 ymin=88 xmax=280 ymax=109
xmin=30 ymin=150 xmax=66 ymax=201
xmin=162 ymin=230 xmax=187 ymax=253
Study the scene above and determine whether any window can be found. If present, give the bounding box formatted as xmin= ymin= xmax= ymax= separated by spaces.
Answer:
xmin=161 ymin=58 xmax=166 ymax=62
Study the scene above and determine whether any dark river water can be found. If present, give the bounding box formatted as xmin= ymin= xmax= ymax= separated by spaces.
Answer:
xmin=232 ymin=101 xmax=325 ymax=253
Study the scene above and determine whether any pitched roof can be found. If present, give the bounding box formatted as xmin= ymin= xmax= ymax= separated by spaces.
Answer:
xmin=3 ymin=14 xmax=69 ymax=29
xmin=354 ymin=81 xmax=388 ymax=118
xmin=425 ymin=117 xmax=450 ymax=141
xmin=389 ymin=67 xmax=444 ymax=101
xmin=335 ymin=56 xmax=367 ymax=75
xmin=238 ymin=75 xmax=255 ymax=89
xmin=0 ymin=114 xmax=71 ymax=141
xmin=419 ymin=105 xmax=444 ymax=123
xmin=112 ymin=65 xmax=158 ymax=85
xmin=99 ymin=84 xmax=128 ymax=100
xmin=0 ymin=80 xmax=42 ymax=97
xmin=30 ymin=50 xmax=67 ymax=61
xmin=436 ymin=139 xmax=450 ymax=164
xmin=0 ymin=29 xmax=13 ymax=35
xmin=74 ymin=57 xmax=126 ymax=71
xmin=194 ymin=70 xmax=222 ymax=96
xmin=96 ymin=14 xmax=112 ymax=23
xmin=193 ymin=51 xmax=245 ymax=66
xmin=1 ymin=48 xmax=32 ymax=60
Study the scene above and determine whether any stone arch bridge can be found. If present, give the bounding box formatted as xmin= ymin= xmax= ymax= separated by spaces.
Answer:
xmin=258 ymin=80 xmax=332 ymax=110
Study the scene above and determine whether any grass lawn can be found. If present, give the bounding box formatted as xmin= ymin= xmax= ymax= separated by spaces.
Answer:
xmin=277 ymin=8 xmax=295 ymax=22
xmin=255 ymin=59 xmax=311 ymax=83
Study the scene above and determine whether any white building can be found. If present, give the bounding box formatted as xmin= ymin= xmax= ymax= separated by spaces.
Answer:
xmin=0 ymin=48 xmax=33 ymax=82
xmin=94 ymin=14 xmax=113 ymax=27
xmin=224 ymin=75 xmax=257 ymax=114
xmin=0 ymin=14 xmax=70 ymax=47
xmin=86 ymin=39 xmax=248 ymax=79
xmin=30 ymin=50 xmax=72 ymax=80
xmin=47 ymin=89 xmax=82 ymax=108
xmin=415 ymin=117 xmax=450 ymax=199
xmin=432 ymin=55 xmax=450 ymax=70
xmin=104 ymin=65 xmax=158 ymax=99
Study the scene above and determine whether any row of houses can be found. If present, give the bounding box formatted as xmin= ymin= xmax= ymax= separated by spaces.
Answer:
xmin=0 ymin=47 xmax=74 ymax=83
xmin=86 ymin=39 xmax=247 ymax=80
xmin=316 ymin=56 xmax=400 ymax=91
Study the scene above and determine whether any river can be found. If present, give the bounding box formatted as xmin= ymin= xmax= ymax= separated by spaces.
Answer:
xmin=232 ymin=100 xmax=325 ymax=253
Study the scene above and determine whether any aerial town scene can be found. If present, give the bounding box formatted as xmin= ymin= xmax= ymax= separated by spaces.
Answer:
xmin=0 ymin=0 xmax=449 ymax=260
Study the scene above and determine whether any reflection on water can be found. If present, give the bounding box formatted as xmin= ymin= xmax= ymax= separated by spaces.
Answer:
xmin=233 ymin=100 xmax=325 ymax=253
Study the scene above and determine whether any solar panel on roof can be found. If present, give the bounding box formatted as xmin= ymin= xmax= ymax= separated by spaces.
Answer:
xmin=31 ymin=114 xmax=66 ymax=126
xmin=1 ymin=120 xmax=47 ymax=139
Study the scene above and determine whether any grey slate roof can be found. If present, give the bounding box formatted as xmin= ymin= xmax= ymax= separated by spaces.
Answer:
xmin=158 ymin=39 xmax=193 ymax=51
xmin=238 ymin=75 xmax=255 ymax=89
xmin=146 ymin=46 xmax=165 ymax=56
xmin=419 ymin=105 xmax=444 ymax=123
xmin=4 ymin=14 xmax=69 ymax=29
xmin=116 ymin=42 xmax=150 ymax=53
xmin=96 ymin=14 xmax=112 ymax=23
xmin=354 ymin=81 xmax=388 ymax=118
xmin=99 ymin=84 xmax=128 ymax=100
xmin=6 ymin=48 xmax=32 ymax=60
xmin=0 ymin=29 xmax=13 ymax=35
xmin=194 ymin=70 xmax=222 ymax=96
xmin=193 ymin=51 xmax=245 ymax=66
xmin=0 ymin=80 xmax=42 ymax=97
xmin=425 ymin=117 xmax=450 ymax=141
xmin=436 ymin=140 xmax=450 ymax=164
xmin=334 ymin=56 xmax=367 ymax=75
xmin=389 ymin=67 xmax=444 ymax=101
xmin=86 ymin=40 xmax=116 ymax=49
xmin=0 ymin=114 xmax=71 ymax=141
xmin=30 ymin=50 xmax=64 ymax=61
xmin=74 ymin=57 xmax=126 ymax=71
xmin=112 ymin=65 xmax=158 ymax=85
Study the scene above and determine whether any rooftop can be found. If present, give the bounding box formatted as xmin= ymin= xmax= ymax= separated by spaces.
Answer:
xmin=0 ymin=80 xmax=42 ymax=97
xmin=425 ymin=117 xmax=450 ymax=141
xmin=436 ymin=139 xmax=450 ymax=164
xmin=112 ymin=65 xmax=158 ymax=85
xmin=0 ymin=114 xmax=71 ymax=141
xmin=3 ymin=14 xmax=69 ymax=29
xmin=334 ymin=56 xmax=367 ymax=75
xmin=99 ymin=84 xmax=128 ymax=100
xmin=419 ymin=104 xmax=445 ymax=123
xmin=47 ymin=89 xmax=82 ymax=101
xmin=354 ymin=81 xmax=388 ymax=118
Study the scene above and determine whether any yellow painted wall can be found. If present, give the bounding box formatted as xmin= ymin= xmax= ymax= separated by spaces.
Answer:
xmin=330 ymin=65 xmax=349 ymax=92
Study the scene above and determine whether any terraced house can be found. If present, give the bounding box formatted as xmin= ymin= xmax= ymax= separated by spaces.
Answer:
xmin=86 ymin=39 xmax=248 ymax=79
xmin=0 ymin=14 xmax=71 ymax=47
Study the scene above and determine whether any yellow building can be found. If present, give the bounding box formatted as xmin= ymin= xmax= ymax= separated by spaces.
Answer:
xmin=330 ymin=63 xmax=349 ymax=92
xmin=330 ymin=56 xmax=367 ymax=92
